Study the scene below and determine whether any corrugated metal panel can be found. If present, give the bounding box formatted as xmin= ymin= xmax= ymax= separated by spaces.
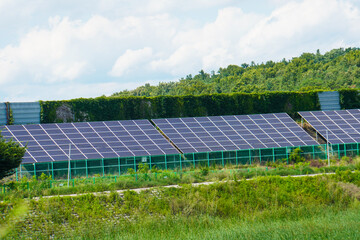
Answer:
xmin=10 ymin=102 xmax=40 ymax=125
xmin=0 ymin=103 xmax=6 ymax=125
xmin=318 ymin=91 xmax=341 ymax=111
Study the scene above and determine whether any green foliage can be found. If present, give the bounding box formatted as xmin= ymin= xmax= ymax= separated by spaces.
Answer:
xmin=0 ymin=135 xmax=26 ymax=180
xmin=0 ymin=200 xmax=28 ymax=238
xmin=1 ymin=165 xmax=358 ymax=201
xmin=112 ymin=48 xmax=360 ymax=97
xmin=137 ymin=163 xmax=150 ymax=174
xmin=289 ymin=148 xmax=305 ymax=163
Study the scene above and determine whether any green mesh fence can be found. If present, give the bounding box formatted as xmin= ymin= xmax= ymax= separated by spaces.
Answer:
xmin=16 ymin=143 xmax=347 ymax=180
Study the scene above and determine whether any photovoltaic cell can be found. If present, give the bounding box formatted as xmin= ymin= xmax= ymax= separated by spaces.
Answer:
xmin=153 ymin=113 xmax=318 ymax=153
xmin=299 ymin=109 xmax=360 ymax=144
xmin=0 ymin=120 xmax=179 ymax=164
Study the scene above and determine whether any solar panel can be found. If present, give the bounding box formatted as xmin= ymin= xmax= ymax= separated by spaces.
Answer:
xmin=152 ymin=113 xmax=318 ymax=153
xmin=299 ymin=109 xmax=360 ymax=144
xmin=0 ymin=120 xmax=179 ymax=164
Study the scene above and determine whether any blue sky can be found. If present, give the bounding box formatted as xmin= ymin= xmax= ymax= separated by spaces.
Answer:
xmin=0 ymin=0 xmax=360 ymax=101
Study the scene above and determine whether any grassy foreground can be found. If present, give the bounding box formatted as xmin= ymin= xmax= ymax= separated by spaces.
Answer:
xmin=1 ymin=171 xmax=360 ymax=239
xmin=1 ymin=162 xmax=359 ymax=201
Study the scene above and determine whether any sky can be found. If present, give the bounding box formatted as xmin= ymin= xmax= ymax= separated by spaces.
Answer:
xmin=0 ymin=0 xmax=360 ymax=102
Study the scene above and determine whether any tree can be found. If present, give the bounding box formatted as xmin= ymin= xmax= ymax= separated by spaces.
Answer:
xmin=0 ymin=134 xmax=26 ymax=180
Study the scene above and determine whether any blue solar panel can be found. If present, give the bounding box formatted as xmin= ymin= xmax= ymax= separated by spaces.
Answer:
xmin=299 ymin=109 xmax=360 ymax=144
xmin=153 ymin=113 xmax=318 ymax=153
xmin=0 ymin=120 xmax=179 ymax=163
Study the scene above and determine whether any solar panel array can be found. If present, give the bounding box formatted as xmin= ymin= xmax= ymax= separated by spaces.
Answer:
xmin=0 ymin=120 xmax=179 ymax=164
xmin=299 ymin=109 xmax=360 ymax=144
xmin=153 ymin=113 xmax=318 ymax=153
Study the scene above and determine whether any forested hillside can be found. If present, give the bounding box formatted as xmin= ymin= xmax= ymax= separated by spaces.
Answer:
xmin=112 ymin=48 xmax=360 ymax=97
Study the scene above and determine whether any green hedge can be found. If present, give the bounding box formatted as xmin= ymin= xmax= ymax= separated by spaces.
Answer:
xmin=339 ymin=89 xmax=360 ymax=109
xmin=40 ymin=91 xmax=324 ymax=123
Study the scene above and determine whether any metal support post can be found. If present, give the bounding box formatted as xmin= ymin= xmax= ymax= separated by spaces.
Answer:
xmin=179 ymin=154 xmax=182 ymax=171
xmin=102 ymin=158 xmax=105 ymax=176
xmin=207 ymin=152 xmax=210 ymax=167
xmin=149 ymin=156 xmax=152 ymax=170
xmin=235 ymin=150 xmax=238 ymax=166
xmin=286 ymin=147 xmax=289 ymax=164
xmin=33 ymin=163 xmax=36 ymax=177
xmin=85 ymin=159 xmax=88 ymax=178
xmin=51 ymin=162 xmax=54 ymax=179
xmin=249 ymin=149 xmax=252 ymax=165
xmin=165 ymin=155 xmax=167 ymax=170
xmin=118 ymin=157 xmax=121 ymax=176
xmin=272 ymin=148 xmax=275 ymax=163
xmin=193 ymin=152 xmax=195 ymax=168
xmin=326 ymin=130 xmax=330 ymax=166
xmin=221 ymin=151 xmax=224 ymax=167
xmin=67 ymin=144 xmax=71 ymax=187
xmin=134 ymin=157 xmax=136 ymax=172
xmin=259 ymin=149 xmax=262 ymax=164
xmin=312 ymin=145 xmax=315 ymax=159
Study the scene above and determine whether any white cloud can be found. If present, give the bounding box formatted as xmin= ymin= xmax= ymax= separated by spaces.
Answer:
xmin=237 ymin=0 xmax=360 ymax=61
xmin=109 ymin=47 xmax=153 ymax=77
xmin=1 ymin=0 xmax=360 ymax=101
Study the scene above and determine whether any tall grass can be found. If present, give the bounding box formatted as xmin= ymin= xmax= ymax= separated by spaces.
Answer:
xmin=2 ymin=173 xmax=360 ymax=239
xmin=1 ymin=164 xmax=358 ymax=201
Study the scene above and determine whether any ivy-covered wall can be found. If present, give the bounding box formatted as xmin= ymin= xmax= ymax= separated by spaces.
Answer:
xmin=40 ymin=90 xmax=325 ymax=123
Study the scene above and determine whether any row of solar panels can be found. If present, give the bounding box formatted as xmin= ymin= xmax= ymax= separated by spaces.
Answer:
xmin=1 ymin=110 xmax=359 ymax=164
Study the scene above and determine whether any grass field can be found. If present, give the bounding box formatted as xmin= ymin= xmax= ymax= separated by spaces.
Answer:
xmin=1 ymin=162 xmax=359 ymax=201
xmin=1 ymin=171 xmax=360 ymax=239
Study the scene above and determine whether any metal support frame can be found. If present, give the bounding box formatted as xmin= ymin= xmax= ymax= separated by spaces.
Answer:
xmin=179 ymin=154 xmax=182 ymax=171
xmin=193 ymin=152 xmax=195 ymax=168
xmin=165 ymin=155 xmax=167 ymax=170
